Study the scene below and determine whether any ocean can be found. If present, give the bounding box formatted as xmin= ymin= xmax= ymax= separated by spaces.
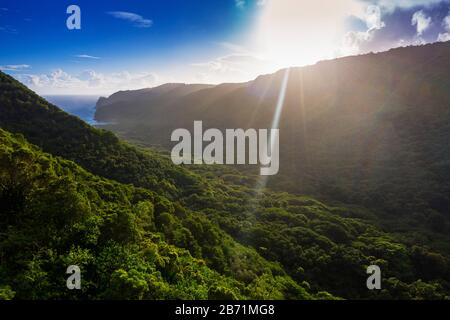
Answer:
xmin=43 ymin=95 xmax=101 ymax=125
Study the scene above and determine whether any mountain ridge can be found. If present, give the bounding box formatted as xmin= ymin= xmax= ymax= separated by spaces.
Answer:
xmin=1 ymin=42 xmax=449 ymax=299
xmin=95 ymin=41 xmax=450 ymax=124
xmin=93 ymin=41 xmax=450 ymax=228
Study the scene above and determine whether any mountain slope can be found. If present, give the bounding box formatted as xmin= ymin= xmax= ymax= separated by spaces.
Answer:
xmin=0 ymin=128 xmax=314 ymax=300
xmin=94 ymin=42 xmax=450 ymax=233
xmin=0 ymin=71 xmax=207 ymax=200
xmin=0 ymin=68 xmax=449 ymax=299
xmin=95 ymin=83 xmax=214 ymax=123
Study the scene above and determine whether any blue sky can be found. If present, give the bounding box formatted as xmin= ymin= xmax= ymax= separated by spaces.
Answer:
xmin=1 ymin=0 xmax=449 ymax=94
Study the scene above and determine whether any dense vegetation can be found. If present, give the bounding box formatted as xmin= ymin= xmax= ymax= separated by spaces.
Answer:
xmin=0 ymin=72 xmax=206 ymax=201
xmin=0 ymin=41 xmax=449 ymax=302
xmin=94 ymin=42 xmax=450 ymax=250
xmin=0 ymin=128 xmax=318 ymax=300
xmin=187 ymin=164 xmax=450 ymax=299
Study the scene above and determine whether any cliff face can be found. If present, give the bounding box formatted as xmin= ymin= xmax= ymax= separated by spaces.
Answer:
xmin=95 ymin=83 xmax=214 ymax=122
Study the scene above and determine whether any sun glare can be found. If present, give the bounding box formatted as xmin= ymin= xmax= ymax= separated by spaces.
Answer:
xmin=255 ymin=0 xmax=363 ymax=68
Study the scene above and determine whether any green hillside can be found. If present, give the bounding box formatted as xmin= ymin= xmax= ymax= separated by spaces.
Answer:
xmin=94 ymin=42 xmax=450 ymax=241
xmin=0 ymin=128 xmax=318 ymax=300
xmin=0 ymin=69 xmax=449 ymax=300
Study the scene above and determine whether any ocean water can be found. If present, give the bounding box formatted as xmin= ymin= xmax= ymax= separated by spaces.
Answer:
xmin=44 ymin=95 xmax=101 ymax=125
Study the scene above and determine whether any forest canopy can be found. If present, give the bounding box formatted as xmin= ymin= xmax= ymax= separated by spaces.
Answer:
xmin=0 ymin=40 xmax=449 ymax=303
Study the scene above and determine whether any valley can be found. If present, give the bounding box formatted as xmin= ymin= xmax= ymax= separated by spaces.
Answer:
xmin=0 ymin=42 xmax=449 ymax=300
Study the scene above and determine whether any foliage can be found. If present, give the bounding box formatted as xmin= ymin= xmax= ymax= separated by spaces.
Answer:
xmin=0 ymin=67 xmax=449 ymax=300
xmin=0 ymin=128 xmax=313 ymax=299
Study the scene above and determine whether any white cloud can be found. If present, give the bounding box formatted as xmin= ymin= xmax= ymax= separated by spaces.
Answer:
xmin=191 ymin=53 xmax=274 ymax=83
xmin=107 ymin=11 xmax=153 ymax=28
xmin=78 ymin=70 xmax=105 ymax=87
xmin=342 ymin=31 xmax=371 ymax=55
xmin=27 ymin=69 xmax=82 ymax=89
xmin=75 ymin=54 xmax=101 ymax=60
xmin=411 ymin=10 xmax=432 ymax=35
xmin=412 ymin=36 xmax=427 ymax=45
xmin=15 ymin=69 xmax=159 ymax=95
xmin=366 ymin=5 xmax=385 ymax=30
xmin=437 ymin=11 xmax=450 ymax=42
xmin=235 ymin=0 xmax=246 ymax=9
xmin=363 ymin=0 xmax=448 ymax=13
xmin=235 ymin=0 xmax=267 ymax=8
xmin=107 ymin=71 xmax=158 ymax=88
xmin=188 ymin=41 xmax=277 ymax=83
xmin=340 ymin=5 xmax=385 ymax=55
xmin=0 ymin=64 xmax=30 ymax=71
xmin=443 ymin=11 xmax=450 ymax=31
xmin=437 ymin=32 xmax=450 ymax=41
xmin=398 ymin=35 xmax=427 ymax=47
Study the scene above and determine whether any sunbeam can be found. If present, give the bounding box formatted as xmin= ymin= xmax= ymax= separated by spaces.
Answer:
xmin=252 ymin=68 xmax=291 ymax=198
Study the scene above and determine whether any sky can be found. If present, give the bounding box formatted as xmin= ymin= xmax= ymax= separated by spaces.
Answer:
xmin=0 ymin=0 xmax=450 ymax=95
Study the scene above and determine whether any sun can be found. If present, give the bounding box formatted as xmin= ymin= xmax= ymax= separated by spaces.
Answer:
xmin=254 ymin=0 xmax=363 ymax=68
